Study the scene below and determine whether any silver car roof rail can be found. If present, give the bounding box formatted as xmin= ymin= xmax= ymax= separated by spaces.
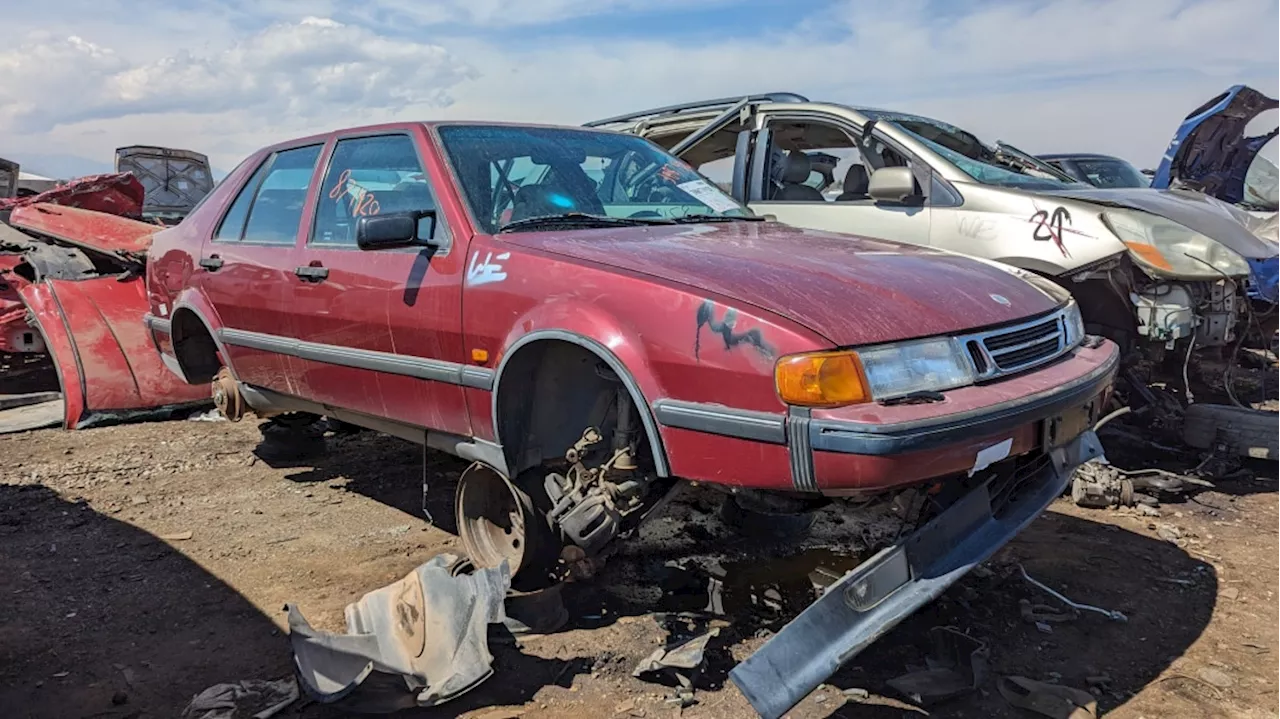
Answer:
xmin=583 ymin=92 xmax=809 ymax=128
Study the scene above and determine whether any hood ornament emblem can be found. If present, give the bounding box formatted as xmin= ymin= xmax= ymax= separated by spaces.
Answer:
xmin=989 ymin=294 xmax=1011 ymax=307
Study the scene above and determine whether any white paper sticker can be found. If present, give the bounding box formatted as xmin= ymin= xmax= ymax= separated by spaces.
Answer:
xmin=677 ymin=179 xmax=740 ymax=214
xmin=968 ymin=438 xmax=1012 ymax=477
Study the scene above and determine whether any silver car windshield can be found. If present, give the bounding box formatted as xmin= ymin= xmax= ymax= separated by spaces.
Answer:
xmin=863 ymin=110 xmax=1086 ymax=191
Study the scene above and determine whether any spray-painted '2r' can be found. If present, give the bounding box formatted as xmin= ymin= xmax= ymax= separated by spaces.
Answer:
xmin=145 ymin=120 xmax=1119 ymax=718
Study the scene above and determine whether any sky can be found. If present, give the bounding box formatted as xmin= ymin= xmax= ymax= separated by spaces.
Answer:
xmin=1 ymin=0 xmax=1276 ymax=179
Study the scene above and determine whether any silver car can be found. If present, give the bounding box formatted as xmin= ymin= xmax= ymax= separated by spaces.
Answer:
xmin=587 ymin=94 xmax=1279 ymax=360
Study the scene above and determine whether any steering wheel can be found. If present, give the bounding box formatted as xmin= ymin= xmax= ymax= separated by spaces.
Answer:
xmin=628 ymin=210 xmax=663 ymax=218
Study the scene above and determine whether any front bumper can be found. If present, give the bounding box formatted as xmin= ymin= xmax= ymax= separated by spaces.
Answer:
xmin=653 ymin=341 xmax=1118 ymax=492
xmin=729 ymin=429 xmax=1105 ymax=719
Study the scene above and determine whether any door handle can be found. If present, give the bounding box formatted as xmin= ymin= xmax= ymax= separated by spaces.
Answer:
xmin=294 ymin=265 xmax=329 ymax=282
xmin=199 ymin=255 xmax=224 ymax=271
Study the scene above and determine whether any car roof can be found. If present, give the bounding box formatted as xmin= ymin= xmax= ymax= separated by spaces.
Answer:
xmin=255 ymin=120 xmax=628 ymax=155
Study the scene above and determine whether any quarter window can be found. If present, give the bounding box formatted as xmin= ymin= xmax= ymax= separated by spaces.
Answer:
xmin=311 ymin=134 xmax=439 ymax=247
xmin=213 ymin=159 xmax=271 ymax=241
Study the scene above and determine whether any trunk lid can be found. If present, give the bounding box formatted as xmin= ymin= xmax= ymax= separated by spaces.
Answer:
xmin=507 ymin=222 xmax=1065 ymax=347
xmin=114 ymin=146 xmax=214 ymax=220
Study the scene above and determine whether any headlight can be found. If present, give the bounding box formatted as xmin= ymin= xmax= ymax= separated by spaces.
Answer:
xmin=1102 ymin=210 xmax=1250 ymax=279
xmin=776 ymin=338 xmax=975 ymax=408
xmin=1064 ymin=300 xmax=1085 ymax=346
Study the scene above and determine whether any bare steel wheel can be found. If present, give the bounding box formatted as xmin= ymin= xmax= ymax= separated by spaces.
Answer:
xmin=211 ymin=367 xmax=244 ymax=421
xmin=456 ymin=463 xmax=557 ymax=585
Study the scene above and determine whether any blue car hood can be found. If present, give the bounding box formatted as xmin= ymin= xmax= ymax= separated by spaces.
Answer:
xmin=1153 ymin=85 xmax=1278 ymax=206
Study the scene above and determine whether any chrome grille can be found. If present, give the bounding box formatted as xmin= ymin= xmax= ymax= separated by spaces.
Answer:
xmin=958 ymin=307 xmax=1074 ymax=381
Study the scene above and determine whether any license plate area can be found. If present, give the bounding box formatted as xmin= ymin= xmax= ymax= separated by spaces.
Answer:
xmin=1043 ymin=400 xmax=1097 ymax=449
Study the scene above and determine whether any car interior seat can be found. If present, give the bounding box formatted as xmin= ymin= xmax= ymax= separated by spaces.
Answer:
xmin=509 ymin=181 xmax=605 ymax=223
xmin=835 ymin=165 xmax=870 ymax=201
xmin=773 ymin=151 xmax=826 ymax=202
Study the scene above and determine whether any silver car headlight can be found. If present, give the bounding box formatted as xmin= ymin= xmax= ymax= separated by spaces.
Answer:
xmin=857 ymin=337 xmax=976 ymax=399
xmin=1102 ymin=209 xmax=1250 ymax=279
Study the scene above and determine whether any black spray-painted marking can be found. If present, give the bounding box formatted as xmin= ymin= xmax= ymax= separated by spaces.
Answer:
xmin=1030 ymin=206 xmax=1072 ymax=258
xmin=695 ymin=299 xmax=775 ymax=361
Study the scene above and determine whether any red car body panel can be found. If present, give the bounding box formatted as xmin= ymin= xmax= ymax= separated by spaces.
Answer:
xmin=505 ymin=223 xmax=1061 ymax=346
xmin=146 ymin=120 xmax=1119 ymax=493
xmin=10 ymin=202 xmax=157 ymax=255
xmin=0 ymin=173 xmax=146 ymax=216
xmin=0 ymin=254 xmax=33 ymax=353
xmin=2 ymin=183 xmax=208 ymax=431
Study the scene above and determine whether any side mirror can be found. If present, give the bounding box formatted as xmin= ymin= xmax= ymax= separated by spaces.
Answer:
xmin=868 ymin=167 xmax=921 ymax=204
xmin=355 ymin=211 xmax=436 ymax=251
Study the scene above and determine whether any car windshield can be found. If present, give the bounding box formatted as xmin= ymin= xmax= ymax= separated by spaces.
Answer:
xmin=436 ymin=125 xmax=751 ymax=234
xmin=1071 ymin=157 xmax=1151 ymax=188
xmin=862 ymin=110 xmax=1086 ymax=191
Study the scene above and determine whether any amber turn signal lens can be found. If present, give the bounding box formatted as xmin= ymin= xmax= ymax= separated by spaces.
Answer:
xmin=775 ymin=351 xmax=871 ymax=408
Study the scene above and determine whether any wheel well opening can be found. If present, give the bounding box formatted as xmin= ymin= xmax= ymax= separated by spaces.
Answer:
xmin=495 ymin=339 xmax=656 ymax=478
xmin=170 ymin=310 xmax=221 ymax=384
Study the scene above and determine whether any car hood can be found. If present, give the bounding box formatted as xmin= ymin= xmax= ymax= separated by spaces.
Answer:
xmin=1152 ymin=85 xmax=1278 ymax=206
xmin=1036 ymin=186 xmax=1279 ymax=260
xmin=114 ymin=146 xmax=214 ymax=216
xmin=508 ymin=222 xmax=1066 ymax=347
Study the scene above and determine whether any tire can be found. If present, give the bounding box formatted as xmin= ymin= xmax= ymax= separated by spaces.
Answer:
xmin=1182 ymin=403 xmax=1278 ymax=461
xmin=718 ymin=494 xmax=816 ymax=539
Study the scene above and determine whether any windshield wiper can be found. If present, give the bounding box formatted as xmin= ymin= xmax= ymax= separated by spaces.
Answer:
xmin=668 ymin=214 xmax=765 ymax=224
xmin=498 ymin=212 xmax=674 ymax=233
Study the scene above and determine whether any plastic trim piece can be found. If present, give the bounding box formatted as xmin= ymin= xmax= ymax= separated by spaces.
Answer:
xmin=217 ymin=327 xmax=495 ymax=390
xmin=787 ymin=408 xmax=816 ymax=492
xmin=651 ymin=398 xmax=786 ymax=444
xmin=730 ymin=430 xmax=1105 ymax=719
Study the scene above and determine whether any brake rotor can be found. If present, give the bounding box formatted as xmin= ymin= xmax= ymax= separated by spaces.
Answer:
xmin=211 ymin=366 xmax=244 ymax=421
xmin=455 ymin=463 xmax=536 ymax=577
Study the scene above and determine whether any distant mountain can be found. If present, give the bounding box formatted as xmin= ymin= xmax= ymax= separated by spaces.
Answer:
xmin=0 ymin=152 xmax=113 ymax=181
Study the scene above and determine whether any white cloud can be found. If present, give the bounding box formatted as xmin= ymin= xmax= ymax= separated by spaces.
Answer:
xmin=361 ymin=0 xmax=734 ymax=27
xmin=0 ymin=0 xmax=1274 ymax=177
xmin=435 ymin=0 xmax=1278 ymax=167
xmin=0 ymin=17 xmax=473 ymax=134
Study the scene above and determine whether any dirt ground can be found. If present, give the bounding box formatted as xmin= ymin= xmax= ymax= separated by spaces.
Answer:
xmin=1 ymin=396 xmax=1276 ymax=719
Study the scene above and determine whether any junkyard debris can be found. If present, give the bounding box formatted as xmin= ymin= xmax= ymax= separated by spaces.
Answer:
xmin=997 ymin=676 xmax=1098 ymax=718
xmin=179 ymin=678 xmax=299 ymax=719
xmin=1019 ymin=565 xmax=1128 ymax=622
xmin=1182 ymin=403 xmax=1279 ymax=461
xmin=1196 ymin=666 xmax=1236 ymax=689
xmin=1071 ymin=459 xmax=1214 ymax=509
xmin=632 ymin=627 xmax=720 ymax=707
xmin=288 ymin=552 xmax=511 ymax=712
xmin=885 ymin=626 xmax=990 ymax=706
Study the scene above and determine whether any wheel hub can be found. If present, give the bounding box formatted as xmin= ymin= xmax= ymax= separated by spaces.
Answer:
xmin=211 ymin=367 xmax=244 ymax=421
xmin=456 ymin=463 xmax=535 ymax=577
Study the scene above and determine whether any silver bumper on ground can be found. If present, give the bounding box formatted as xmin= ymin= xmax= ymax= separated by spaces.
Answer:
xmin=729 ymin=430 xmax=1105 ymax=719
